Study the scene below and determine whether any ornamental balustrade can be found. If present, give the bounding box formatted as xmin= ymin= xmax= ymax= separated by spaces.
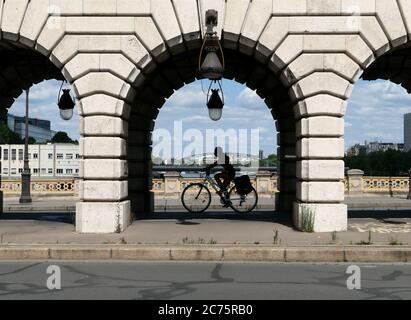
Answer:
xmin=153 ymin=172 xmax=278 ymax=195
xmin=1 ymin=172 xmax=409 ymax=197
xmin=345 ymin=169 xmax=409 ymax=194
xmin=362 ymin=177 xmax=410 ymax=192
xmin=0 ymin=178 xmax=79 ymax=195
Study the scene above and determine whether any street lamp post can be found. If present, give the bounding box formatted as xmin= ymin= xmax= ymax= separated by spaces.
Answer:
xmin=16 ymin=81 xmax=74 ymax=205
xmin=408 ymin=169 xmax=411 ymax=200
xmin=20 ymin=88 xmax=32 ymax=204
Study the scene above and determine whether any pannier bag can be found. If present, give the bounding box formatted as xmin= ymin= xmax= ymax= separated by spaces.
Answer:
xmin=234 ymin=175 xmax=253 ymax=195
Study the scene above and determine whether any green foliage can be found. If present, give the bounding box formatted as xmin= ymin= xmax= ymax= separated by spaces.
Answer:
xmin=300 ymin=206 xmax=315 ymax=233
xmin=331 ymin=231 xmax=337 ymax=243
xmin=345 ymin=149 xmax=411 ymax=176
xmin=273 ymin=229 xmax=280 ymax=245
xmin=356 ymin=231 xmax=373 ymax=245
xmin=389 ymin=237 xmax=404 ymax=246
xmin=50 ymin=131 xmax=77 ymax=144
xmin=260 ymin=154 xmax=279 ymax=167
xmin=183 ymin=237 xmax=208 ymax=244
xmin=182 ymin=237 xmax=217 ymax=245
xmin=28 ymin=137 xmax=36 ymax=144
xmin=0 ymin=122 xmax=22 ymax=144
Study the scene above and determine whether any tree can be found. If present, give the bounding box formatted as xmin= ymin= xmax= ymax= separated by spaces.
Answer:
xmin=0 ymin=122 xmax=22 ymax=144
xmin=28 ymin=137 xmax=36 ymax=144
xmin=259 ymin=154 xmax=279 ymax=167
xmin=50 ymin=131 xmax=75 ymax=144
xmin=345 ymin=149 xmax=411 ymax=176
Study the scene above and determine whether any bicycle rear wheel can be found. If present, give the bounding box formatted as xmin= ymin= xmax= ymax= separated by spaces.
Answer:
xmin=181 ymin=183 xmax=211 ymax=213
xmin=228 ymin=186 xmax=258 ymax=213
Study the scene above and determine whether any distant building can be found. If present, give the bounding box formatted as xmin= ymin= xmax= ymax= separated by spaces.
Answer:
xmin=182 ymin=153 xmax=259 ymax=166
xmin=346 ymin=144 xmax=366 ymax=156
xmin=366 ymin=141 xmax=404 ymax=153
xmin=0 ymin=143 xmax=80 ymax=178
xmin=7 ymin=114 xmax=56 ymax=143
xmin=347 ymin=141 xmax=404 ymax=156
xmin=405 ymin=113 xmax=411 ymax=151
xmin=259 ymin=150 xmax=264 ymax=160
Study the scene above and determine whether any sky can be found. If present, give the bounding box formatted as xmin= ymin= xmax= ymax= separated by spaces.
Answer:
xmin=9 ymin=79 xmax=80 ymax=142
xmin=8 ymin=78 xmax=411 ymax=156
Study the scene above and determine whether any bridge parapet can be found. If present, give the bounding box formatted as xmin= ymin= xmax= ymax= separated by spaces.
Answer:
xmin=2 ymin=174 xmax=407 ymax=198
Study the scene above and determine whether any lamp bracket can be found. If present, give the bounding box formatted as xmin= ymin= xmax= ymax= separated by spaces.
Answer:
xmin=205 ymin=9 xmax=218 ymax=36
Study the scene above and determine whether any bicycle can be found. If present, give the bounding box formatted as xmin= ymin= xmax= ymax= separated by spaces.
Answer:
xmin=181 ymin=171 xmax=258 ymax=214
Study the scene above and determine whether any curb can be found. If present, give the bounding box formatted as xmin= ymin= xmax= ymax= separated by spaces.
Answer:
xmin=3 ymin=206 xmax=76 ymax=213
xmin=4 ymin=204 xmax=411 ymax=213
xmin=1 ymin=245 xmax=411 ymax=262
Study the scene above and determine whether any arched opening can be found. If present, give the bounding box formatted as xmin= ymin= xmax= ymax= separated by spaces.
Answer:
xmin=151 ymin=79 xmax=278 ymax=215
xmin=0 ymin=39 xmax=80 ymax=216
xmin=126 ymin=48 xmax=297 ymax=220
xmin=0 ymin=40 xmax=64 ymax=115
xmin=345 ymin=43 xmax=411 ymax=233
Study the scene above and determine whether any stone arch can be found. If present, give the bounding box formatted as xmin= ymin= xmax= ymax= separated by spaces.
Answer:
xmin=125 ymin=47 xmax=299 ymax=218
xmin=3 ymin=0 xmax=411 ymax=233
xmin=0 ymin=0 xmax=137 ymax=233
xmin=113 ymin=1 xmax=308 ymax=225
xmin=286 ymin=0 xmax=411 ymax=232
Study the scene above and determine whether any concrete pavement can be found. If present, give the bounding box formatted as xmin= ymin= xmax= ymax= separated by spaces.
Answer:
xmin=4 ymin=195 xmax=411 ymax=212
xmin=1 ymin=210 xmax=411 ymax=246
xmin=2 ymin=196 xmax=277 ymax=212
xmin=0 ymin=261 xmax=410 ymax=300
xmin=2 ymin=196 xmax=411 ymax=262
xmin=0 ymin=210 xmax=411 ymax=262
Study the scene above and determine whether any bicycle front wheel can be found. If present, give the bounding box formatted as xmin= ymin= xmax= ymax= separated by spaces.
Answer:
xmin=181 ymin=183 xmax=211 ymax=213
xmin=228 ymin=186 xmax=258 ymax=213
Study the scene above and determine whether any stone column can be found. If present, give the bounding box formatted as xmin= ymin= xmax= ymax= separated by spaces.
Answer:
xmin=164 ymin=172 xmax=181 ymax=197
xmin=346 ymin=169 xmax=364 ymax=195
xmin=0 ymin=171 xmax=3 ymax=214
xmin=73 ymin=178 xmax=81 ymax=198
xmin=294 ymin=95 xmax=348 ymax=232
xmin=75 ymin=94 xmax=131 ymax=233
xmin=128 ymin=127 xmax=154 ymax=217
xmin=256 ymin=171 xmax=272 ymax=195
xmin=276 ymin=120 xmax=297 ymax=212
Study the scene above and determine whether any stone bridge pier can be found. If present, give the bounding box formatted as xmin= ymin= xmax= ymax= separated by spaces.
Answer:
xmin=1 ymin=0 xmax=411 ymax=233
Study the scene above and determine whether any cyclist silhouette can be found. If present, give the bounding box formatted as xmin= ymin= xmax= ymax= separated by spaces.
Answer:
xmin=205 ymin=147 xmax=236 ymax=198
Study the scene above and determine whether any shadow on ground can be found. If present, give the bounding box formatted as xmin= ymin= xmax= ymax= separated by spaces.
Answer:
xmin=0 ymin=212 xmax=74 ymax=224
xmin=348 ymin=210 xmax=411 ymax=219
xmin=1 ymin=209 xmax=411 ymax=229
xmin=138 ymin=210 xmax=294 ymax=227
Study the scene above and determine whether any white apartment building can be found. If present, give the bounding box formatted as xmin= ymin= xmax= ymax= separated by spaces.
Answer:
xmin=0 ymin=143 xmax=80 ymax=178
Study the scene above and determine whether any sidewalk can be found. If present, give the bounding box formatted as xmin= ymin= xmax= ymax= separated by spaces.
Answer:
xmin=4 ymin=195 xmax=411 ymax=212
xmin=1 ymin=198 xmax=411 ymax=262
xmin=2 ymin=196 xmax=277 ymax=212
xmin=1 ymin=210 xmax=411 ymax=246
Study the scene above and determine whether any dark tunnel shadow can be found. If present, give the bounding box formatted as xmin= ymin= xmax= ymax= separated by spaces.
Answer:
xmin=348 ymin=209 xmax=411 ymax=220
xmin=136 ymin=210 xmax=294 ymax=227
xmin=0 ymin=212 xmax=74 ymax=225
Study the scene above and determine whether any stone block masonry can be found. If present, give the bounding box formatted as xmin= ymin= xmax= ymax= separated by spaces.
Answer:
xmin=1 ymin=0 xmax=410 ymax=233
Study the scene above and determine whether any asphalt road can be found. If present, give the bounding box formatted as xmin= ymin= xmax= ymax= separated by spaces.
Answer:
xmin=0 ymin=261 xmax=410 ymax=300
